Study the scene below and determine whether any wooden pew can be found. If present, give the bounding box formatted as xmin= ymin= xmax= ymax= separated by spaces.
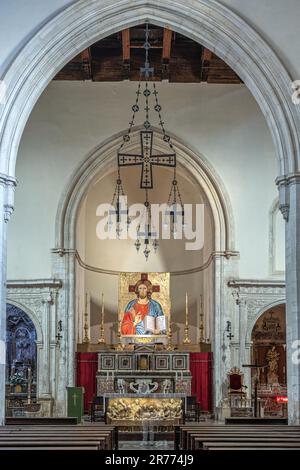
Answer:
xmin=0 ymin=439 xmax=105 ymax=449
xmin=182 ymin=426 xmax=300 ymax=450
xmin=0 ymin=424 xmax=117 ymax=450
xmin=178 ymin=424 xmax=300 ymax=450
xmin=202 ymin=441 xmax=300 ymax=450
xmin=193 ymin=436 xmax=300 ymax=450
xmin=0 ymin=446 xmax=101 ymax=450
xmin=5 ymin=417 xmax=78 ymax=425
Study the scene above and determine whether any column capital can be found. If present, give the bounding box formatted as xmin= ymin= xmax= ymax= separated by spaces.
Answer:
xmin=0 ymin=172 xmax=17 ymax=223
xmin=276 ymin=172 xmax=300 ymax=222
xmin=276 ymin=172 xmax=300 ymax=187
xmin=0 ymin=173 xmax=17 ymax=188
xmin=42 ymin=293 xmax=54 ymax=305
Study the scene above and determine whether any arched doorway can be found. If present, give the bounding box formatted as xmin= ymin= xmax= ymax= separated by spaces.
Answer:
xmin=6 ymin=303 xmax=37 ymax=416
xmin=251 ymin=304 xmax=287 ymax=417
xmin=53 ymin=126 xmax=233 ymax=415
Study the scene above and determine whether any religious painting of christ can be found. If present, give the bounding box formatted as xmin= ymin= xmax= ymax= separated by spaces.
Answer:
xmin=119 ymin=272 xmax=170 ymax=337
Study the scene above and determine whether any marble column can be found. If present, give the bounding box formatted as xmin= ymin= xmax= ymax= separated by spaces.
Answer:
xmin=37 ymin=294 xmax=54 ymax=415
xmin=0 ymin=173 xmax=16 ymax=426
xmin=277 ymin=173 xmax=300 ymax=425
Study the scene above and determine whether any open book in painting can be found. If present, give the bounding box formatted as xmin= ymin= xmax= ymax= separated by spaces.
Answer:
xmin=144 ymin=315 xmax=167 ymax=334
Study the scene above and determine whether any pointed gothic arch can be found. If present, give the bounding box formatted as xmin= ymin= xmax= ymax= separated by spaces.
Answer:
xmin=0 ymin=0 xmax=299 ymax=179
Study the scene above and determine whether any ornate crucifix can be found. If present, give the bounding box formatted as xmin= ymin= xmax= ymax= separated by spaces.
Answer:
xmin=118 ymin=130 xmax=176 ymax=189
xmin=128 ymin=273 xmax=160 ymax=293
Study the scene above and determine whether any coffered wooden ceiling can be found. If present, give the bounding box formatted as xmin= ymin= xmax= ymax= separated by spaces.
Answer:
xmin=54 ymin=24 xmax=242 ymax=84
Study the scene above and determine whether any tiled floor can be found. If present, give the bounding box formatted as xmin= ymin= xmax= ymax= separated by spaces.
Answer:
xmin=119 ymin=440 xmax=174 ymax=450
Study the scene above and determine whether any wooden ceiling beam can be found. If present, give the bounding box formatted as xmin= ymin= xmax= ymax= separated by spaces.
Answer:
xmin=162 ymin=28 xmax=172 ymax=61
xmin=55 ymin=27 xmax=242 ymax=84
xmin=81 ymin=48 xmax=92 ymax=80
xmin=162 ymin=28 xmax=172 ymax=80
xmin=121 ymin=29 xmax=130 ymax=79
xmin=200 ymin=47 xmax=213 ymax=82
xmin=202 ymin=47 xmax=213 ymax=62
xmin=122 ymin=29 xmax=130 ymax=61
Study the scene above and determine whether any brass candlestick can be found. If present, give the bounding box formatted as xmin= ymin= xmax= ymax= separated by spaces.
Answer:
xmin=166 ymin=320 xmax=175 ymax=351
xmin=83 ymin=292 xmax=90 ymax=344
xmin=97 ymin=292 xmax=105 ymax=343
xmin=183 ymin=292 xmax=191 ymax=344
xmin=115 ymin=318 xmax=124 ymax=351
xmin=199 ymin=294 xmax=205 ymax=344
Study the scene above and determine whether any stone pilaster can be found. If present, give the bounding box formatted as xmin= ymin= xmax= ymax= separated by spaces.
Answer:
xmin=213 ymin=254 xmax=239 ymax=414
xmin=51 ymin=249 xmax=76 ymax=416
xmin=0 ymin=173 xmax=17 ymax=425
xmin=243 ymin=343 xmax=253 ymax=392
xmin=277 ymin=173 xmax=300 ymax=424
xmin=238 ymin=299 xmax=248 ymax=369
xmin=40 ymin=294 xmax=53 ymax=398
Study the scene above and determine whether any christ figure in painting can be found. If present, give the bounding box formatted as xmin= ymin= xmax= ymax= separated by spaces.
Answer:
xmin=121 ymin=279 xmax=166 ymax=335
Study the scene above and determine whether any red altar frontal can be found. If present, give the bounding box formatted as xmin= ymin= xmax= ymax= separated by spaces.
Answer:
xmin=76 ymin=351 xmax=212 ymax=413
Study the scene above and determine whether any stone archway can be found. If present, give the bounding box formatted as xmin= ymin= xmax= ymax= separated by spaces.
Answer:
xmin=0 ymin=0 xmax=299 ymax=178
xmin=1 ymin=0 xmax=300 ymax=423
xmin=52 ymin=127 xmax=237 ymax=415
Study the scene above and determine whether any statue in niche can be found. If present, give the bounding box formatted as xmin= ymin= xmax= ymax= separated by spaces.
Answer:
xmin=266 ymin=345 xmax=280 ymax=385
xmin=15 ymin=328 xmax=31 ymax=362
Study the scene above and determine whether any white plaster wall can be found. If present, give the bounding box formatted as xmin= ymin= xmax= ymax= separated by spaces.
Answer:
xmin=7 ymin=81 xmax=280 ymax=280
xmin=0 ymin=1 xmax=299 ymax=79
xmin=0 ymin=0 xmax=75 ymax=76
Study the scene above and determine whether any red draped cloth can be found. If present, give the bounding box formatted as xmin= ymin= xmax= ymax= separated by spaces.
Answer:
xmin=76 ymin=352 xmax=98 ymax=412
xmin=189 ymin=352 xmax=213 ymax=411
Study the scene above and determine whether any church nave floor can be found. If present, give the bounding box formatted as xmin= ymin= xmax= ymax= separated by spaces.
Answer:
xmin=118 ymin=440 xmax=174 ymax=450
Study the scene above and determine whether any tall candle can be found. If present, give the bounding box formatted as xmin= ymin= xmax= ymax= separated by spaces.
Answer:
xmin=185 ymin=292 xmax=188 ymax=326
xmin=101 ymin=293 xmax=104 ymax=315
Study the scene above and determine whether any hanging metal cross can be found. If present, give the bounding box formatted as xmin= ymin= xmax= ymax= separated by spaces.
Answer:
xmin=118 ymin=130 xmax=176 ymax=189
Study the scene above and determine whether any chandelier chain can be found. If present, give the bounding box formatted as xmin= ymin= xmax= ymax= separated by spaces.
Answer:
xmin=119 ymin=80 xmax=142 ymax=151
